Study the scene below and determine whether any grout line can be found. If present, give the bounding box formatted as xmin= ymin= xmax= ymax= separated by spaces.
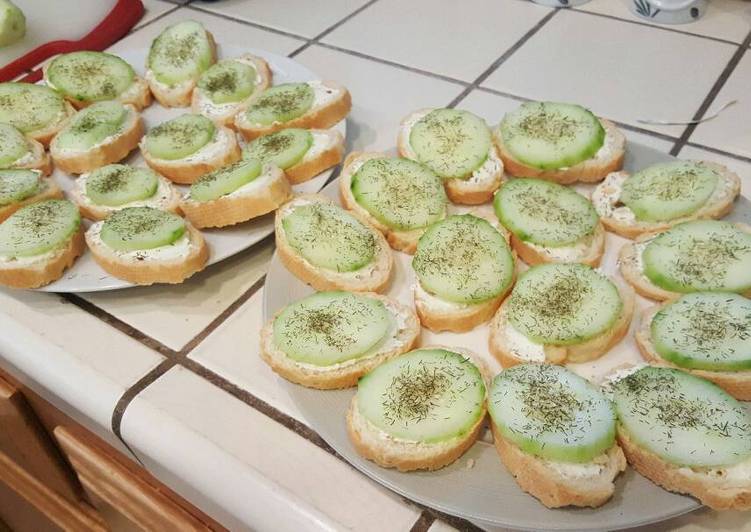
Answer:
xmin=130 ymin=3 xmax=183 ymax=33
xmin=186 ymin=4 xmax=309 ymax=42
xmin=409 ymin=510 xmax=436 ymax=532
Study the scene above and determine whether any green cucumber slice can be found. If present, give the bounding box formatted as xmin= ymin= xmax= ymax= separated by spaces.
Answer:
xmin=144 ymin=114 xmax=215 ymax=161
xmin=0 ymin=199 xmax=79 ymax=257
xmin=242 ymin=129 xmax=312 ymax=170
xmin=508 ymin=263 xmax=622 ymax=345
xmin=243 ymin=83 xmax=314 ymax=126
xmin=190 ymin=159 xmax=262 ymax=202
xmin=493 ymin=178 xmax=598 ymax=247
xmin=408 ymin=109 xmax=491 ymax=179
xmin=489 ymin=364 xmax=616 ymax=463
xmin=85 ymin=165 xmax=158 ymax=207
xmin=357 ymin=348 xmax=485 ymax=443
xmin=0 ymin=83 xmax=67 ymax=134
xmin=499 ymin=101 xmax=605 ymax=170
xmin=273 ymin=291 xmax=391 ymax=366
xmin=651 ymin=292 xmax=751 ymax=371
xmin=147 ymin=20 xmax=213 ymax=85
xmin=46 ymin=51 xmax=135 ymax=103
xmin=350 ymin=157 xmax=447 ymax=231
xmin=0 ymin=169 xmax=40 ymax=206
xmin=282 ymin=202 xmax=376 ymax=272
xmin=412 ymin=214 xmax=514 ymax=304
xmin=0 ymin=123 xmax=29 ymax=166
xmin=613 ymin=366 xmax=751 ymax=467
xmin=100 ymin=207 xmax=185 ymax=252
xmin=621 ymin=161 xmax=721 ymax=222
xmin=0 ymin=0 xmax=25 ymax=47
xmin=197 ymin=59 xmax=256 ymax=104
xmin=54 ymin=101 xmax=128 ymax=151
xmin=642 ymin=221 xmax=751 ymax=293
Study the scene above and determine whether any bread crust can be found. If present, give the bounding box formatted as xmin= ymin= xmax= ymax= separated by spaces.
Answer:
xmin=415 ymin=288 xmax=509 ymax=333
xmin=512 ymin=222 xmax=606 ymax=267
xmin=86 ymin=223 xmax=208 ymax=285
xmin=27 ymin=101 xmax=76 ymax=146
xmin=275 ymin=194 xmax=393 ymax=293
xmin=492 ymin=424 xmax=626 ymax=508
xmin=12 ymin=137 xmax=52 ymax=176
xmin=284 ymin=129 xmax=344 ymax=185
xmin=234 ymin=81 xmax=351 ymax=141
xmin=489 ymin=280 xmax=635 ymax=368
xmin=259 ymin=293 xmax=420 ymax=389
xmin=494 ymin=118 xmax=625 ymax=184
xmin=71 ymin=175 xmax=181 ymax=222
xmin=636 ymin=302 xmax=751 ymax=400
xmin=0 ymin=227 xmax=85 ymax=288
xmin=50 ymin=105 xmax=144 ymax=175
xmin=593 ymin=163 xmax=741 ymax=239
xmin=0 ymin=179 xmax=63 ymax=223
xmin=180 ymin=165 xmax=292 ymax=228
xmin=617 ymin=428 xmax=751 ymax=510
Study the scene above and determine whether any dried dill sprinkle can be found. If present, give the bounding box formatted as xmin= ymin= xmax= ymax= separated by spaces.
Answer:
xmin=510 ymin=269 xmax=589 ymax=325
xmin=517 ymin=105 xmax=582 ymax=144
xmin=195 ymin=160 xmax=248 ymax=186
xmin=666 ymin=233 xmax=751 ymax=285
xmin=203 ymin=70 xmax=238 ymax=94
xmin=155 ymin=33 xmax=199 ymax=67
xmin=282 ymin=298 xmax=376 ymax=352
xmin=148 ymin=118 xmax=212 ymax=151
xmin=418 ymin=113 xmax=470 ymax=158
xmin=250 ymin=84 xmax=310 ymax=116
xmin=88 ymin=166 xmax=134 ymax=194
xmin=0 ymin=86 xmax=64 ymax=132
xmin=625 ymin=166 xmax=717 ymax=202
xmin=253 ymin=132 xmax=293 ymax=157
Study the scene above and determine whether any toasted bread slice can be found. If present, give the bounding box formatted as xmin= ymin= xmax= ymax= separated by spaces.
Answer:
xmin=283 ymin=129 xmax=344 ymax=185
xmin=12 ymin=137 xmax=52 ymax=175
xmin=0 ymin=178 xmax=63 ymax=223
xmin=494 ymin=118 xmax=625 ymax=184
xmin=0 ymin=226 xmax=84 ymax=288
xmin=512 ymin=222 xmax=606 ymax=267
xmin=593 ymin=163 xmax=741 ymax=240
xmin=260 ymin=293 xmax=420 ymax=389
xmin=234 ymin=81 xmax=351 ymax=141
xmin=180 ymin=164 xmax=292 ymax=229
xmin=50 ymin=105 xmax=144 ymax=175
xmin=275 ymin=194 xmax=393 ymax=293
xmin=140 ymin=125 xmax=241 ymax=185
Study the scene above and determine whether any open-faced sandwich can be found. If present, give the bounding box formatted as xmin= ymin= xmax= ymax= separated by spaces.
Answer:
xmin=0 ymin=169 xmax=62 ymax=223
xmin=0 ymin=123 xmax=51 ymax=175
xmin=0 ymin=82 xmax=75 ymax=145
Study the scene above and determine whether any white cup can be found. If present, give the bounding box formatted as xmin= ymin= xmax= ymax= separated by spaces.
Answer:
xmin=630 ymin=0 xmax=708 ymax=24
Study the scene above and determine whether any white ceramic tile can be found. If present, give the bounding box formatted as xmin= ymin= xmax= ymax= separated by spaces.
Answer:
xmin=577 ymin=0 xmax=751 ymax=44
xmin=133 ymin=0 xmax=178 ymax=30
xmin=83 ymin=239 xmax=273 ymax=351
xmin=482 ymin=9 xmax=736 ymax=137
xmin=688 ymin=53 xmax=751 ymax=159
xmin=194 ymin=0 xmax=372 ymax=39
xmin=631 ymin=507 xmax=751 ymax=531
xmin=295 ymin=44 xmax=464 ymax=152
xmin=429 ymin=520 xmax=461 ymax=532
xmin=678 ymin=145 xmax=751 ymax=191
xmin=122 ymin=366 xmax=421 ymax=531
xmin=322 ymin=0 xmax=551 ymax=82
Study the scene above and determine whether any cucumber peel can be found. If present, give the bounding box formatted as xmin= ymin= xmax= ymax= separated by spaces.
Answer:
xmin=190 ymin=159 xmax=262 ymax=202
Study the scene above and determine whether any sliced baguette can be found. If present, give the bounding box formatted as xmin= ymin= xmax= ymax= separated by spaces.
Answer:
xmin=234 ymin=81 xmax=351 ymax=141
xmin=180 ymin=164 xmax=291 ymax=228
xmin=492 ymin=424 xmax=627 ymax=508
xmin=593 ymin=163 xmax=741 ymax=239
xmin=260 ymin=293 xmax=420 ymax=389
xmin=0 ymin=178 xmax=63 ymax=223
xmin=275 ymin=194 xmax=393 ymax=293
xmin=283 ymin=128 xmax=344 ymax=185
xmin=50 ymin=105 xmax=144 ymax=175
xmin=636 ymin=302 xmax=751 ymax=400
xmin=489 ymin=280 xmax=635 ymax=368
xmin=494 ymin=118 xmax=625 ymax=184
xmin=28 ymin=101 xmax=76 ymax=147
xmin=12 ymin=137 xmax=52 ymax=175
xmin=512 ymin=221 xmax=606 ymax=267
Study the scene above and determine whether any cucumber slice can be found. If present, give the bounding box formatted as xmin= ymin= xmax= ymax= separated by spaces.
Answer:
xmin=100 ymin=207 xmax=185 ymax=252
xmin=0 ymin=83 xmax=67 ymax=134
xmin=357 ymin=348 xmax=485 ymax=443
xmin=493 ymin=178 xmax=598 ymax=247
xmin=242 ymin=129 xmax=312 ymax=170
xmin=412 ymin=214 xmax=514 ymax=304
xmin=621 ymin=161 xmax=720 ymax=222
xmin=46 ymin=51 xmax=135 ymax=103
xmin=243 ymin=83 xmax=314 ymax=126
xmin=144 ymin=114 xmax=215 ymax=161
xmin=409 ymin=109 xmax=491 ymax=179
xmin=0 ymin=0 xmax=25 ymax=47
xmin=509 ymin=263 xmax=622 ymax=345
xmin=85 ymin=165 xmax=158 ymax=207
xmin=489 ymin=364 xmax=616 ymax=463
xmin=282 ymin=202 xmax=376 ymax=273
xmin=0 ymin=169 xmax=40 ymax=206
xmin=642 ymin=221 xmax=751 ymax=293
xmin=613 ymin=366 xmax=751 ymax=467
xmin=351 ymin=157 xmax=447 ymax=231
xmin=499 ymin=101 xmax=605 ymax=170
xmin=190 ymin=159 xmax=262 ymax=202
xmin=147 ymin=20 xmax=213 ymax=85
xmin=54 ymin=101 xmax=128 ymax=151
xmin=651 ymin=292 xmax=751 ymax=371
xmin=197 ymin=59 xmax=256 ymax=104
xmin=0 ymin=123 xmax=29 ymax=166
xmin=0 ymin=200 xmax=79 ymax=257
xmin=273 ymin=291 xmax=391 ymax=366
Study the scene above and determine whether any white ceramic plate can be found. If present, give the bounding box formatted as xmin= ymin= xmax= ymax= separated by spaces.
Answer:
xmin=263 ymin=142 xmax=751 ymax=531
xmin=34 ymin=44 xmax=345 ymax=292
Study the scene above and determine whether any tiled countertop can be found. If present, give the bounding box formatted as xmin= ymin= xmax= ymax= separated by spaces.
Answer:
xmin=2 ymin=0 xmax=751 ymax=530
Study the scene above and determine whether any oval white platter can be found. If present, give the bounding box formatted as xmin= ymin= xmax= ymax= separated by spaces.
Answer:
xmin=264 ymin=141 xmax=751 ymax=531
xmin=33 ymin=44 xmax=345 ymax=292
